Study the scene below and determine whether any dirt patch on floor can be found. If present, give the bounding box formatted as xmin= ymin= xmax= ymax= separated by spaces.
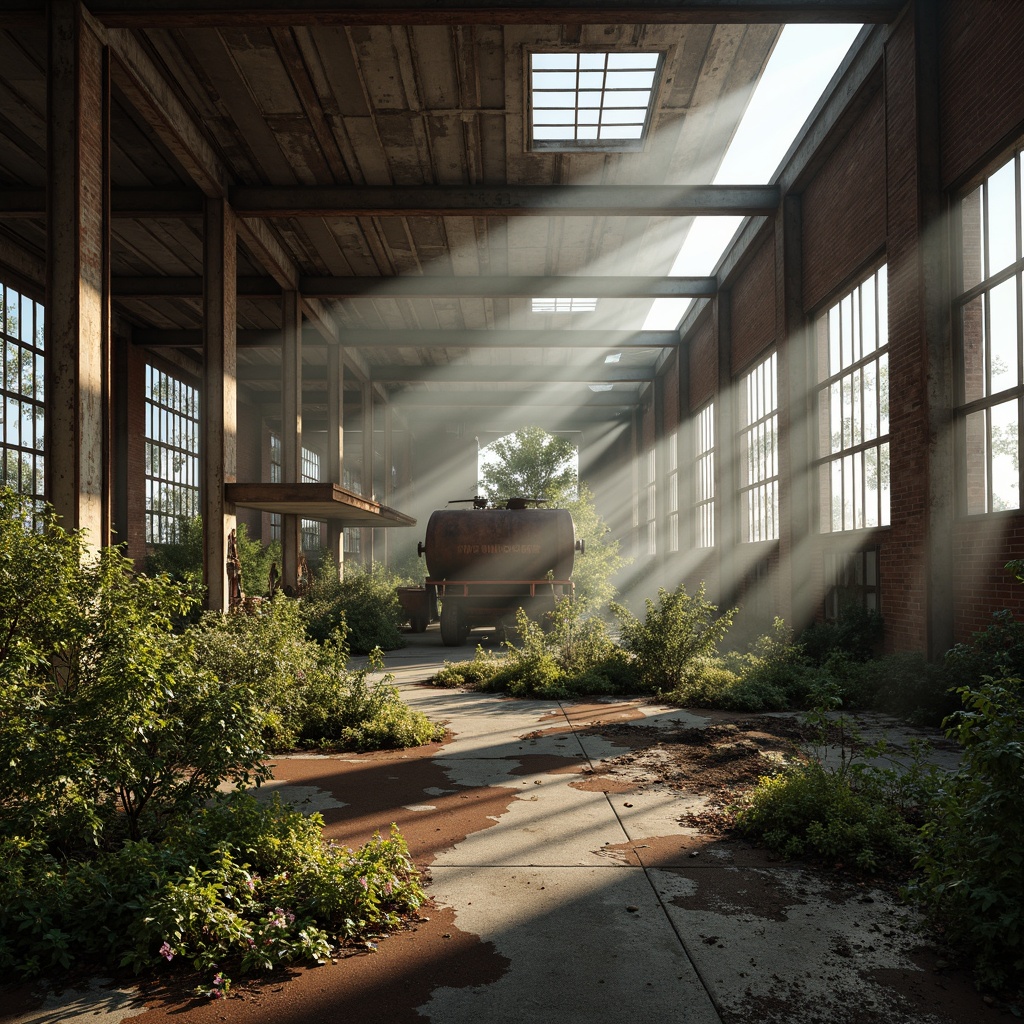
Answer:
xmin=580 ymin=717 xmax=804 ymax=804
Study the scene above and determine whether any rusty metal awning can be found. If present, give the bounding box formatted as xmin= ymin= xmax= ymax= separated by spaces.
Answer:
xmin=225 ymin=482 xmax=416 ymax=527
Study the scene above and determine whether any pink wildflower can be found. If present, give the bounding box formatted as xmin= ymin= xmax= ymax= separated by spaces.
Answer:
xmin=159 ymin=942 xmax=175 ymax=962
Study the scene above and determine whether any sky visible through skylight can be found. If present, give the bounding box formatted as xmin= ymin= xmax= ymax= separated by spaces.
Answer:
xmin=643 ymin=23 xmax=863 ymax=331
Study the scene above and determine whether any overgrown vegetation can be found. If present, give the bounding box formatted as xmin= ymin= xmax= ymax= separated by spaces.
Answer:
xmin=301 ymin=558 xmax=407 ymax=653
xmin=0 ymin=489 xmax=438 ymax=989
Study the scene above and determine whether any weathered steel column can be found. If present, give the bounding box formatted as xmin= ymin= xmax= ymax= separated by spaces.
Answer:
xmin=325 ymin=343 xmax=344 ymax=577
xmin=281 ymin=290 xmax=302 ymax=591
xmin=361 ymin=381 xmax=374 ymax=565
xmin=46 ymin=0 xmax=110 ymax=547
xmin=202 ymin=197 xmax=237 ymax=611
xmin=715 ymin=289 xmax=737 ymax=610
xmin=777 ymin=193 xmax=813 ymax=630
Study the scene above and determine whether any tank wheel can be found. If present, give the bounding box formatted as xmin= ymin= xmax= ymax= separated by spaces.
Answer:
xmin=410 ymin=613 xmax=429 ymax=634
xmin=440 ymin=604 xmax=466 ymax=646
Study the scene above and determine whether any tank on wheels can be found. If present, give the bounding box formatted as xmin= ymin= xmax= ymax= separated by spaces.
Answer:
xmin=416 ymin=499 xmax=581 ymax=647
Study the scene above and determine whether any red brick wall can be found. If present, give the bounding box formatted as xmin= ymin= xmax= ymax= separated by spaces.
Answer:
xmin=688 ymin=309 xmax=717 ymax=409
xmin=730 ymin=230 xmax=777 ymax=373
xmin=881 ymin=9 xmax=931 ymax=653
xmin=802 ymin=87 xmax=886 ymax=314
xmin=952 ymin=519 xmax=1024 ymax=637
xmin=940 ymin=0 xmax=1024 ymax=189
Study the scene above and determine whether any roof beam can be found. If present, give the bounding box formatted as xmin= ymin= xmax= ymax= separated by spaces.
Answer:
xmin=230 ymin=184 xmax=778 ymax=218
xmin=2 ymin=185 xmax=776 ymax=219
xmin=5 ymin=2 xmax=901 ymax=28
xmin=112 ymin=274 xmax=713 ymax=299
xmin=254 ymin=388 xmax=639 ymax=409
xmin=133 ymin=328 xmax=680 ymax=349
xmin=372 ymin=364 xmax=654 ymax=384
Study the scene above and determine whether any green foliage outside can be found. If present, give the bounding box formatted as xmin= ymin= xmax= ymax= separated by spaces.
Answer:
xmin=302 ymin=559 xmax=406 ymax=654
xmin=549 ymin=481 xmax=630 ymax=615
xmin=479 ymin=426 xmax=577 ymax=504
xmin=0 ymin=488 xmax=438 ymax=989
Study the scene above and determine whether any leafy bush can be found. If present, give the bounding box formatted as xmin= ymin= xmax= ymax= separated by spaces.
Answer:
xmin=193 ymin=600 xmax=441 ymax=751
xmin=235 ymin=523 xmax=281 ymax=598
xmin=909 ymin=678 xmax=1024 ymax=992
xmin=800 ymin=604 xmax=883 ymax=665
xmin=612 ymin=582 xmax=736 ymax=694
xmin=143 ymin=514 xmax=204 ymax=583
xmin=483 ymin=602 xmax=633 ymax=698
xmin=734 ymin=759 xmax=918 ymax=873
xmin=0 ymin=491 xmax=268 ymax=850
xmin=302 ymin=560 xmax=406 ymax=653
xmin=944 ymin=608 xmax=1024 ymax=690
xmin=0 ymin=793 xmax=425 ymax=982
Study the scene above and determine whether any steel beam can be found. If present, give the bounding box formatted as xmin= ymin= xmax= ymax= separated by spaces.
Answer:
xmin=24 ymin=1 xmax=904 ymax=28
xmin=230 ymin=184 xmax=778 ymax=218
xmin=134 ymin=327 xmax=680 ymax=349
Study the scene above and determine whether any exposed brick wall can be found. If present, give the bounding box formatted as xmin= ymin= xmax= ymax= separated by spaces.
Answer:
xmin=662 ymin=348 xmax=679 ymax=433
xmin=688 ymin=309 xmax=717 ymax=409
xmin=730 ymin=231 xmax=777 ymax=374
xmin=802 ymin=87 xmax=886 ymax=314
xmin=940 ymin=0 xmax=1024 ymax=189
xmin=952 ymin=518 xmax=1024 ymax=638
xmin=881 ymin=9 xmax=930 ymax=653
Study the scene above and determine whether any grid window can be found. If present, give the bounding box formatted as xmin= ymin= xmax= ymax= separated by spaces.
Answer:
xmin=301 ymin=446 xmax=322 ymax=553
xmin=145 ymin=365 xmax=200 ymax=544
xmin=814 ymin=265 xmax=890 ymax=532
xmin=957 ymin=147 xmax=1023 ymax=513
xmin=667 ymin=429 xmax=679 ymax=553
xmin=644 ymin=447 xmax=656 ymax=556
xmin=824 ymin=547 xmax=880 ymax=620
xmin=529 ymin=51 xmax=661 ymax=151
xmin=531 ymin=297 xmax=598 ymax=313
xmin=1 ymin=283 xmax=45 ymax=508
xmin=695 ymin=402 xmax=715 ymax=548
xmin=269 ymin=433 xmax=282 ymax=541
xmin=739 ymin=353 xmax=778 ymax=543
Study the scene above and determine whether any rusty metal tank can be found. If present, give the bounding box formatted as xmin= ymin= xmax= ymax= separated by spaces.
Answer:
xmin=422 ymin=507 xmax=576 ymax=582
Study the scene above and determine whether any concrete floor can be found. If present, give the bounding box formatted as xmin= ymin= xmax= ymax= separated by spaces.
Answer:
xmin=0 ymin=629 xmax=1001 ymax=1024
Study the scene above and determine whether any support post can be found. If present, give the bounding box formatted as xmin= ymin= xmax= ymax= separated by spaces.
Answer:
xmin=715 ymin=290 xmax=737 ymax=609
xmin=325 ymin=343 xmax=345 ymax=577
xmin=281 ymin=290 xmax=302 ymax=591
xmin=361 ymin=381 xmax=374 ymax=565
xmin=46 ymin=0 xmax=110 ymax=548
xmin=202 ymin=197 xmax=237 ymax=611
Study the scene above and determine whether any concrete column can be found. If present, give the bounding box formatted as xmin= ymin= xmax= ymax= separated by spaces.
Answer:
xmin=381 ymin=399 xmax=393 ymax=565
xmin=360 ymin=382 xmax=374 ymax=565
xmin=777 ymin=194 xmax=814 ymax=630
xmin=715 ymin=290 xmax=737 ymax=609
xmin=281 ymin=290 xmax=302 ymax=590
xmin=202 ymin=197 xmax=237 ymax=611
xmin=916 ymin=0 xmax=955 ymax=660
xmin=46 ymin=0 xmax=110 ymax=548
xmin=325 ymin=343 xmax=344 ymax=576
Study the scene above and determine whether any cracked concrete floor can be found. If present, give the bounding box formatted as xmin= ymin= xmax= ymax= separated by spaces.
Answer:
xmin=0 ymin=631 xmax=1003 ymax=1024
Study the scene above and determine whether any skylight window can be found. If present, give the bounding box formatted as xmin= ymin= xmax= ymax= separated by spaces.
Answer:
xmin=531 ymin=297 xmax=598 ymax=313
xmin=530 ymin=52 xmax=661 ymax=151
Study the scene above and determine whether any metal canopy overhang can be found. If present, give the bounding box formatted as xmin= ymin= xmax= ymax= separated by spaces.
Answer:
xmin=225 ymin=483 xmax=417 ymax=527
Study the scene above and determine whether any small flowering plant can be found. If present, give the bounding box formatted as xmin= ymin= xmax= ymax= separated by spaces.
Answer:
xmin=136 ymin=794 xmax=424 ymax=985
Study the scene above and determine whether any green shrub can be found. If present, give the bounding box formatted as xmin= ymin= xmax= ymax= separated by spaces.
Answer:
xmin=734 ymin=760 xmax=917 ymax=873
xmin=800 ymin=604 xmax=883 ymax=665
xmin=431 ymin=648 xmax=506 ymax=689
xmin=235 ymin=523 xmax=281 ymax=598
xmin=612 ymin=582 xmax=736 ymax=694
xmin=908 ymin=677 xmax=1024 ymax=992
xmin=944 ymin=608 xmax=1024 ymax=690
xmin=0 ymin=491 xmax=269 ymax=850
xmin=302 ymin=560 xmax=406 ymax=653
xmin=0 ymin=793 xmax=424 ymax=982
xmin=143 ymin=514 xmax=204 ymax=583
xmin=193 ymin=601 xmax=441 ymax=752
